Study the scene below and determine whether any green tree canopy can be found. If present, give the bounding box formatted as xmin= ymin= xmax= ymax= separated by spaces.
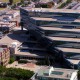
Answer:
xmin=9 ymin=0 xmax=13 ymax=5
xmin=0 ymin=66 xmax=34 ymax=80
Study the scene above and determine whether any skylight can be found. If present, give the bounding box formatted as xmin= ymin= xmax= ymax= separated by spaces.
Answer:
xmin=51 ymin=71 xmax=63 ymax=75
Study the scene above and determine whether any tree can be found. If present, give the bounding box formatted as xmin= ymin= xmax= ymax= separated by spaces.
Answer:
xmin=0 ymin=66 xmax=6 ymax=77
xmin=5 ymin=68 xmax=34 ymax=80
xmin=21 ymin=0 xmax=24 ymax=4
xmin=78 ymin=69 xmax=80 ymax=79
xmin=0 ymin=66 xmax=34 ymax=80
xmin=47 ymin=2 xmax=54 ymax=8
xmin=9 ymin=0 xmax=13 ymax=5
xmin=9 ymin=57 xmax=15 ymax=64
xmin=18 ymin=59 xmax=28 ymax=63
xmin=0 ymin=77 xmax=17 ymax=80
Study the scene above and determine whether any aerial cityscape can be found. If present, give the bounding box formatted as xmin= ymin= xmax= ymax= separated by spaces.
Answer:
xmin=0 ymin=0 xmax=80 ymax=80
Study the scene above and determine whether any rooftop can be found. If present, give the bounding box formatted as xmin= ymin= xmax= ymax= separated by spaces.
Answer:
xmin=31 ymin=17 xmax=80 ymax=25
xmin=67 ymin=59 xmax=80 ymax=64
xmin=31 ymin=17 xmax=80 ymax=23
xmin=6 ymin=10 xmax=19 ymax=14
xmin=0 ymin=48 xmax=3 ymax=52
xmin=48 ymin=36 xmax=80 ymax=43
xmin=57 ymin=43 xmax=80 ymax=49
xmin=36 ymin=66 xmax=78 ymax=79
xmin=56 ymin=47 xmax=80 ymax=53
xmin=0 ymin=33 xmax=25 ymax=45
xmin=16 ymin=49 xmax=47 ymax=58
xmin=39 ymin=26 xmax=80 ymax=33
xmin=0 ymin=44 xmax=9 ymax=53
xmin=31 ymin=17 xmax=57 ymax=21
xmin=22 ymin=7 xmax=80 ymax=14
xmin=0 ymin=32 xmax=48 ymax=58
xmin=0 ymin=22 xmax=16 ymax=28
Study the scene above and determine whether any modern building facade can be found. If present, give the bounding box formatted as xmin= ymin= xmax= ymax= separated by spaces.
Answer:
xmin=20 ymin=7 xmax=80 ymax=52
xmin=20 ymin=7 xmax=80 ymax=69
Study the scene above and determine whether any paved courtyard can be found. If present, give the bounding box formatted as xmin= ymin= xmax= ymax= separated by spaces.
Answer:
xmin=6 ymin=61 xmax=41 ymax=72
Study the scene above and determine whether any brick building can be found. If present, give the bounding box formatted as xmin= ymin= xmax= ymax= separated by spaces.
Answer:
xmin=0 ymin=44 xmax=10 ymax=66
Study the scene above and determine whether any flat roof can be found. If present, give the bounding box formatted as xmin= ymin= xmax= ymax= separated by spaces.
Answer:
xmin=56 ymin=47 xmax=80 ymax=53
xmin=74 ymin=19 xmax=80 ymax=22
xmin=22 ymin=7 xmax=80 ymax=14
xmin=31 ymin=17 xmax=80 ymax=23
xmin=48 ymin=37 xmax=80 ymax=43
xmin=0 ymin=33 xmax=26 ymax=45
xmin=15 ymin=49 xmax=47 ymax=57
xmin=57 ymin=43 xmax=80 ymax=49
xmin=0 ymin=22 xmax=10 ymax=24
xmin=0 ymin=23 xmax=16 ymax=27
xmin=6 ymin=10 xmax=19 ymax=14
xmin=67 ymin=59 xmax=80 ymax=64
xmin=31 ymin=17 xmax=57 ymax=21
xmin=39 ymin=27 xmax=80 ymax=33
xmin=0 ymin=33 xmax=47 ymax=58
xmin=37 ymin=66 xmax=77 ymax=79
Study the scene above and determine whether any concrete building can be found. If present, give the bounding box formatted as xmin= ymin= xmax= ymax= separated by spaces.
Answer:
xmin=20 ymin=7 xmax=80 ymax=69
xmin=6 ymin=10 xmax=20 ymax=18
xmin=0 ymin=10 xmax=20 ymax=27
xmin=31 ymin=66 xmax=78 ymax=80
xmin=0 ymin=44 xmax=10 ymax=66
xmin=20 ymin=7 xmax=80 ymax=53
xmin=0 ymin=22 xmax=16 ymax=33
xmin=5 ymin=10 xmax=20 ymax=26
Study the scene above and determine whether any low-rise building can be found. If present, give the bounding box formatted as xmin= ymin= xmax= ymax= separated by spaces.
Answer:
xmin=0 ymin=22 xmax=16 ymax=33
xmin=31 ymin=66 xmax=78 ymax=80
xmin=0 ymin=44 xmax=10 ymax=66
xmin=6 ymin=10 xmax=20 ymax=18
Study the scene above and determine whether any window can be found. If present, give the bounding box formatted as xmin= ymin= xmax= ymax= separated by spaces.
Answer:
xmin=42 ymin=77 xmax=48 ymax=80
xmin=51 ymin=71 xmax=63 ymax=75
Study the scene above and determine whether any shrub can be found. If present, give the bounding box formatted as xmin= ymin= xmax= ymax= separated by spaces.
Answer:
xmin=0 ymin=66 xmax=34 ymax=80
xmin=18 ymin=59 xmax=28 ymax=63
xmin=5 ymin=68 xmax=34 ymax=79
xmin=78 ymin=70 xmax=80 ymax=79
xmin=9 ymin=57 xmax=15 ymax=64
xmin=36 ymin=59 xmax=49 ymax=65
xmin=0 ymin=77 xmax=17 ymax=80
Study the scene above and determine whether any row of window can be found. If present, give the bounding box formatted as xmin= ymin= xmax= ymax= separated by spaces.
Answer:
xmin=20 ymin=8 xmax=80 ymax=18
xmin=37 ymin=76 xmax=69 ymax=80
